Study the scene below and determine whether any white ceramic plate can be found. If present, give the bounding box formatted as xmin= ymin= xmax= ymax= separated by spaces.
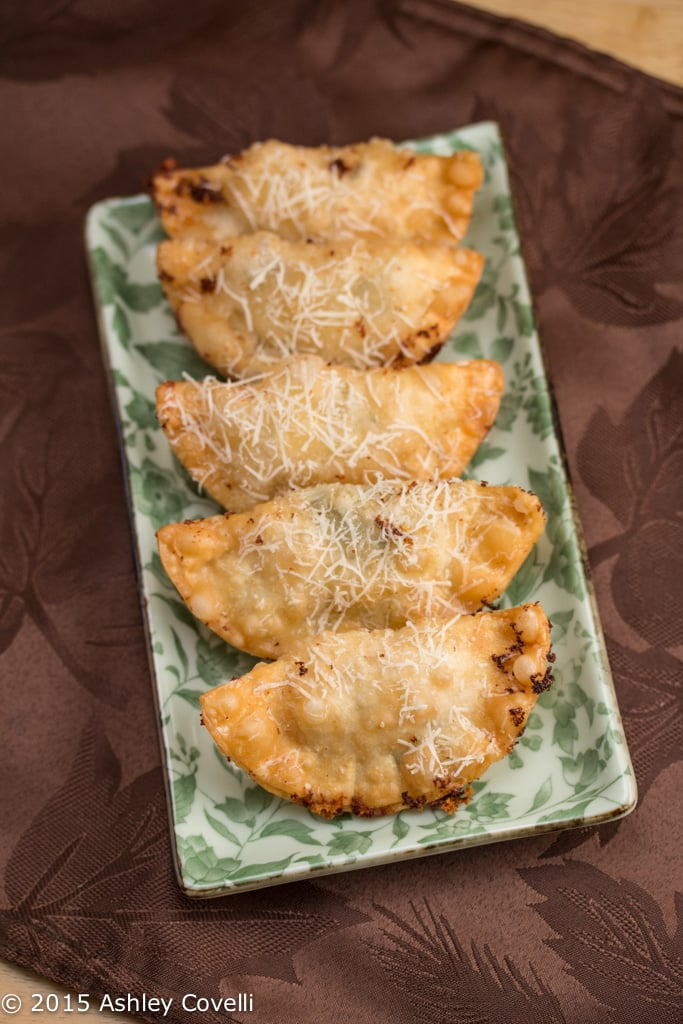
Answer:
xmin=85 ymin=121 xmax=636 ymax=897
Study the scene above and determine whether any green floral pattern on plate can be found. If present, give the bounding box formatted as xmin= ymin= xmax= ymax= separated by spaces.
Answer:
xmin=85 ymin=122 xmax=636 ymax=897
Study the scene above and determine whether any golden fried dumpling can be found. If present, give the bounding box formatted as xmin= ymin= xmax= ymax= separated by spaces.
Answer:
xmin=156 ymin=355 xmax=504 ymax=512
xmin=200 ymin=604 xmax=553 ymax=818
xmin=156 ymin=233 xmax=484 ymax=377
xmin=151 ymin=138 xmax=483 ymax=245
xmin=157 ymin=480 xmax=546 ymax=659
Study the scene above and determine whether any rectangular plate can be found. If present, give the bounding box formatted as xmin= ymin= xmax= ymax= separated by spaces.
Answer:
xmin=85 ymin=122 xmax=636 ymax=897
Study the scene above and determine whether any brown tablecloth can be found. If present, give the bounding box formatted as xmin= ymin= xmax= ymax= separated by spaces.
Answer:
xmin=1 ymin=2 xmax=682 ymax=1021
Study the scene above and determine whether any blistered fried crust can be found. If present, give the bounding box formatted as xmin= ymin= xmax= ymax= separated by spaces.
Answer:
xmin=200 ymin=605 xmax=553 ymax=818
xmin=156 ymin=234 xmax=483 ymax=376
xmin=151 ymin=139 xmax=483 ymax=245
xmin=156 ymin=479 xmax=546 ymax=658
xmin=156 ymin=356 xmax=504 ymax=511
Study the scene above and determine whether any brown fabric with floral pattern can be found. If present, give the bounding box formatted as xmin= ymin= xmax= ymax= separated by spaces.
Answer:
xmin=1 ymin=2 xmax=682 ymax=1021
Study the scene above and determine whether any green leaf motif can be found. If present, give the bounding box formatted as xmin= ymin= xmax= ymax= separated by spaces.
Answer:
xmin=125 ymin=389 xmax=157 ymax=430
xmin=520 ymin=734 xmax=542 ymax=752
xmin=154 ymin=593 xmax=199 ymax=631
xmin=560 ymin=749 xmax=602 ymax=793
xmin=469 ymin=791 xmax=513 ymax=820
xmin=494 ymin=390 xmax=523 ymax=432
xmin=174 ymin=732 xmax=199 ymax=766
xmin=109 ymin=200 xmax=155 ymax=234
xmin=129 ymin=458 xmax=186 ymax=530
xmin=90 ymin=246 xmax=125 ymax=305
xmin=173 ymin=770 xmax=197 ymax=824
xmin=119 ymin=279 xmax=163 ymax=313
xmin=392 ymin=815 xmax=410 ymax=841
xmin=528 ymin=462 xmax=585 ymax=599
xmin=503 ymin=547 xmax=544 ymax=607
xmin=528 ymin=463 xmax=566 ymax=521
xmin=468 ymin=442 xmax=507 ymax=471
xmin=549 ymin=610 xmax=574 ymax=642
xmin=512 ymin=297 xmax=534 ymax=337
xmin=553 ymin=716 xmax=579 ymax=755
xmin=195 ymin=633 xmax=257 ymax=687
xmin=112 ymin=302 xmax=131 ymax=350
xmin=523 ymin=378 xmax=553 ymax=439
xmin=418 ymin=818 xmax=487 ymax=843
xmin=100 ymin=222 xmax=128 ymax=257
xmin=175 ymin=688 xmax=204 ymax=708
xmin=214 ymin=797 xmax=256 ymax=826
xmin=260 ymin=820 xmax=323 ymax=846
xmin=169 ymin=626 xmax=189 ymax=675
xmin=544 ymin=536 xmax=586 ymax=600
xmin=493 ymin=194 xmax=515 ymax=230
xmin=507 ymin=749 xmax=524 ymax=770
xmin=91 ymin=244 xmax=160 ymax=316
xmin=496 ymin=295 xmax=507 ymax=332
xmin=536 ymin=797 xmax=598 ymax=825
xmin=490 ymin=335 xmax=515 ymax=363
xmin=228 ymin=856 xmax=294 ymax=882
xmin=204 ymin=809 xmax=240 ymax=845
xmin=464 ymin=281 xmax=497 ymax=321
xmin=327 ymin=831 xmax=373 ymax=856
xmin=196 ymin=634 xmax=234 ymax=687
xmin=146 ymin=550 xmax=170 ymax=588
xmin=212 ymin=744 xmax=241 ymax=777
xmin=178 ymin=835 xmax=240 ymax=884
xmin=136 ymin=341 xmax=212 ymax=380
xmin=244 ymin=784 xmax=273 ymax=814
xmin=567 ymin=681 xmax=595 ymax=726
xmin=529 ymin=776 xmax=552 ymax=813
xmin=450 ymin=330 xmax=483 ymax=359
xmin=297 ymin=854 xmax=327 ymax=867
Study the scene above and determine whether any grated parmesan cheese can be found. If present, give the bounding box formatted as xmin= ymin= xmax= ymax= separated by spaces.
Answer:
xmin=157 ymin=479 xmax=546 ymax=660
xmin=156 ymin=355 xmax=504 ymax=512
xmin=157 ymin=232 xmax=484 ymax=377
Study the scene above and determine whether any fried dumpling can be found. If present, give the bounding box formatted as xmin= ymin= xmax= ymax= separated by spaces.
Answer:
xmin=157 ymin=479 xmax=546 ymax=659
xmin=200 ymin=604 xmax=553 ymax=818
xmin=156 ymin=356 xmax=504 ymax=512
xmin=157 ymin=233 xmax=484 ymax=377
xmin=151 ymin=138 xmax=483 ymax=245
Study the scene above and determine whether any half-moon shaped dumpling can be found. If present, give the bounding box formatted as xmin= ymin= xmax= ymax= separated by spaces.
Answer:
xmin=156 ymin=355 xmax=504 ymax=512
xmin=200 ymin=604 xmax=553 ymax=818
xmin=151 ymin=138 xmax=483 ymax=245
xmin=156 ymin=233 xmax=484 ymax=377
xmin=157 ymin=479 xmax=546 ymax=658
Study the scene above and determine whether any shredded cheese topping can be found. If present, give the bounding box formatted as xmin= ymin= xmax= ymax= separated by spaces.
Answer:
xmin=218 ymin=140 xmax=474 ymax=242
xmin=195 ymin=478 xmax=540 ymax=646
xmin=164 ymin=232 xmax=478 ymax=374
xmin=197 ymin=245 xmax=416 ymax=370
xmin=158 ymin=357 xmax=500 ymax=510
xmin=255 ymin=616 xmax=512 ymax=781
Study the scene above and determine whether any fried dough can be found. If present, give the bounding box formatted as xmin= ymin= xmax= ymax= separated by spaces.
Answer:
xmin=156 ymin=355 xmax=504 ymax=511
xmin=151 ymin=138 xmax=483 ymax=245
xmin=157 ymin=479 xmax=546 ymax=658
xmin=200 ymin=604 xmax=553 ymax=817
xmin=157 ymin=233 xmax=483 ymax=376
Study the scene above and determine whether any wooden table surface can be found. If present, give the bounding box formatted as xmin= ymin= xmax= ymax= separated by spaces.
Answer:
xmin=470 ymin=0 xmax=683 ymax=86
xmin=2 ymin=2 xmax=681 ymax=1022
